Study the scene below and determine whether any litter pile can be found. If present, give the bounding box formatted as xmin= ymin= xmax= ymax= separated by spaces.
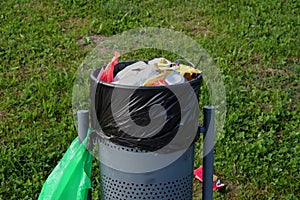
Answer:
xmin=98 ymin=52 xmax=202 ymax=86
xmin=194 ymin=165 xmax=226 ymax=191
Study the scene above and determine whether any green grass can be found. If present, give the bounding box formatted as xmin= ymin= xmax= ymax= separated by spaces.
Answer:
xmin=1 ymin=0 xmax=299 ymax=199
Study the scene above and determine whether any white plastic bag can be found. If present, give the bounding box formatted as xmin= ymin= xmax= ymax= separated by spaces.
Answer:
xmin=113 ymin=61 xmax=158 ymax=86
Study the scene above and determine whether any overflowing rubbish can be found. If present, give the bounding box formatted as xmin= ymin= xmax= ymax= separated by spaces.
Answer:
xmin=92 ymin=56 xmax=202 ymax=151
xmin=194 ymin=165 xmax=226 ymax=191
xmin=98 ymin=53 xmax=202 ymax=86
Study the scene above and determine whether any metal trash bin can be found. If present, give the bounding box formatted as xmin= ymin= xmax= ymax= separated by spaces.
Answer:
xmin=98 ymin=138 xmax=195 ymax=200
xmin=89 ymin=62 xmax=206 ymax=200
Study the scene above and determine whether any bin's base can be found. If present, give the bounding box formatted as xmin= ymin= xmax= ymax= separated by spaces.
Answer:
xmin=99 ymin=139 xmax=195 ymax=200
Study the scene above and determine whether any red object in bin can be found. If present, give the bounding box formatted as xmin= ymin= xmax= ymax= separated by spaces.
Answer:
xmin=99 ymin=51 xmax=120 ymax=82
xmin=194 ymin=165 xmax=226 ymax=191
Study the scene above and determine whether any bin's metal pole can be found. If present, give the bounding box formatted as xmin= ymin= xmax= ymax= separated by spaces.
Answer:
xmin=77 ymin=110 xmax=92 ymax=200
xmin=202 ymin=106 xmax=214 ymax=200
xmin=77 ymin=110 xmax=89 ymax=144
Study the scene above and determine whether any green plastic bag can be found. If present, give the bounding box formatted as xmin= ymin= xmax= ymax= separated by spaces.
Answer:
xmin=38 ymin=135 xmax=92 ymax=200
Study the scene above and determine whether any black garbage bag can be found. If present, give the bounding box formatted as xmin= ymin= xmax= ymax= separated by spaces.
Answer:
xmin=90 ymin=62 xmax=202 ymax=152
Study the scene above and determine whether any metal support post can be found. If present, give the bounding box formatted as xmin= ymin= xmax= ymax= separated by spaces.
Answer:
xmin=202 ymin=106 xmax=215 ymax=200
xmin=77 ymin=110 xmax=92 ymax=200
xmin=77 ymin=110 xmax=89 ymax=144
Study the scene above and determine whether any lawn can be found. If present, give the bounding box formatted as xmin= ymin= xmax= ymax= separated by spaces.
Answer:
xmin=0 ymin=0 xmax=299 ymax=199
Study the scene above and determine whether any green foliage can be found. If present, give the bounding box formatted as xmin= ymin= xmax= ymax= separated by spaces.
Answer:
xmin=0 ymin=0 xmax=299 ymax=199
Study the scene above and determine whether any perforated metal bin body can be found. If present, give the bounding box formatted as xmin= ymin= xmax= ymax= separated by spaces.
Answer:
xmin=98 ymin=137 xmax=195 ymax=200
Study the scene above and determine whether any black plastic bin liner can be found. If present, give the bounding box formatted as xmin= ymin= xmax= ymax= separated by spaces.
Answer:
xmin=90 ymin=62 xmax=202 ymax=152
